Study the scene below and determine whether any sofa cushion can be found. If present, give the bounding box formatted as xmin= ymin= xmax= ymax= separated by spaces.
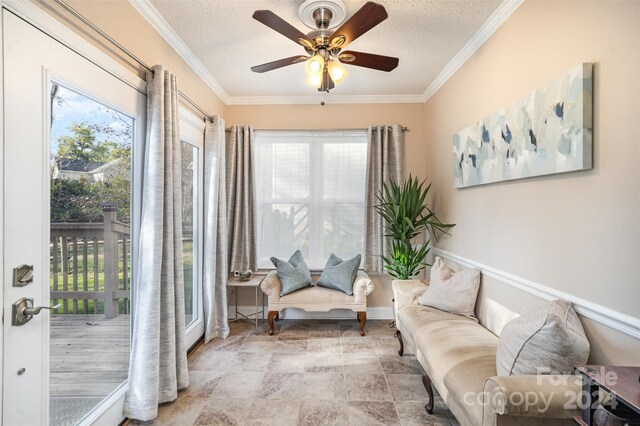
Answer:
xmin=418 ymin=257 xmax=480 ymax=320
xmin=496 ymin=299 xmax=590 ymax=376
xmin=270 ymin=250 xmax=312 ymax=296
xmin=405 ymin=305 xmax=498 ymax=425
xmin=316 ymin=253 xmax=361 ymax=295
xmin=279 ymin=285 xmax=355 ymax=304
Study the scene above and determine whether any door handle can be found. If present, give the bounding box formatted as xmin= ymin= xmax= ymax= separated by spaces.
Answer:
xmin=11 ymin=298 xmax=61 ymax=326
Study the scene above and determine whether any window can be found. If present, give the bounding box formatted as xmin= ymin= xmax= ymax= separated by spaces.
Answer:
xmin=255 ymin=130 xmax=368 ymax=269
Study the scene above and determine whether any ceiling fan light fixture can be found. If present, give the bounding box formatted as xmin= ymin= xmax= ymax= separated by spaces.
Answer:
xmin=306 ymin=54 xmax=325 ymax=74
xmin=328 ymin=60 xmax=347 ymax=83
xmin=306 ymin=71 xmax=323 ymax=88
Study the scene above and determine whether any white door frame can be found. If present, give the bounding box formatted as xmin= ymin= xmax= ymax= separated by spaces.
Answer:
xmin=180 ymin=109 xmax=206 ymax=349
xmin=0 ymin=1 xmax=145 ymax=425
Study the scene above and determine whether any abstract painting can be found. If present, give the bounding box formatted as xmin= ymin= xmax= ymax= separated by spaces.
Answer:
xmin=453 ymin=63 xmax=593 ymax=188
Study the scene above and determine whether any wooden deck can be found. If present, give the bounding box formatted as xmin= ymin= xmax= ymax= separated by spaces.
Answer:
xmin=50 ymin=314 xmax=129 ymax=426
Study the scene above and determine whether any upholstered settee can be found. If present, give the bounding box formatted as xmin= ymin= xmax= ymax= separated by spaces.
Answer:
xmin=392 ymin=279 xmax=582 ymax=426
xmin=260 ymin=270 xmax=374 ymax=336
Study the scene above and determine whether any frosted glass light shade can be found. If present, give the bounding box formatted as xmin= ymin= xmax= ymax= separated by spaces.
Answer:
xmin=328 ymin=61 xmax=347 ymax=83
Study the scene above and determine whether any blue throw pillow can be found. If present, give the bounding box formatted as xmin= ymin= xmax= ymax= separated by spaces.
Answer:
xmin=316 ymin=253 xmax=361 ymax=295
xmin=270 ymin=250 xmax=313 ymax=296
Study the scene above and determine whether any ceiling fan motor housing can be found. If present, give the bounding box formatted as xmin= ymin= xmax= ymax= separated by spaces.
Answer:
xmin=298 ymin=0 xmax=347 ymax=30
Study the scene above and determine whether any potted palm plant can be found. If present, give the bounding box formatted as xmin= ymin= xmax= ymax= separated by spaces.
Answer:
xmin=375 ymin=175 xmax=454 ymax=279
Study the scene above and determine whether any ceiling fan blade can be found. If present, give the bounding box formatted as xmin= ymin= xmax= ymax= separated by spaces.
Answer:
xmin=339 ymin=51 xmax=399 ymax=72
xmin=328 ymin=2 xmax=388 ymax=49
xmin=319 ymin=68 xmax=335 ymax=92
xmin=251 ymin=55 xmax=308 ymax=73
xmin=253 ymin=10 xmax=315 ymax=49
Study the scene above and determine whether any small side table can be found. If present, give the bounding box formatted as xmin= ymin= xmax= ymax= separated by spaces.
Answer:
xmin=574 ymin=365 xmax=640 ymax=425
xmin=227 ymin=275 xmax=266 ymax=328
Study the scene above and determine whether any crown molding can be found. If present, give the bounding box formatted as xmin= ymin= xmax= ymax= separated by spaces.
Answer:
xmin=128 ymin=0 xmax=231 ymax=104
xmin=433 ymin=248 xmax=640 ymax=340
xmin=226 ymin=93 xmax=426 ymax=105
xmin=129 ymin=0 xmax=522 ymax=106
xmin=421 ymin=0 xmax=524 ymax=103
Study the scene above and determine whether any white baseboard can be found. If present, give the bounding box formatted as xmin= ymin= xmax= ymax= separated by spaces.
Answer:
xmin=228 ymin=306 xmax=394 ymax=321
xmin=433 ymin=248 xmax=640 ymax=340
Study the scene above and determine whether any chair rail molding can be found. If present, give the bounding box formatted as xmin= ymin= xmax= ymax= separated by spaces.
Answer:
xmin=433 ymin=248 xmax=640 ymax=340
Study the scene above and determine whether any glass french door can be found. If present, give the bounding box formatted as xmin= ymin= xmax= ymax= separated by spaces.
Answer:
xmin=3 ymin=10 xmax=145 ymax=425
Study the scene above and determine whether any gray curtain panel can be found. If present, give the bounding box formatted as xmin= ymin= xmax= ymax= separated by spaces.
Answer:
xmin=203 ymin=116 xmax=230 ymax=343
xmin=364 ymin=124 xmax=405 ymax=273
xmin=123 ymin=65 xmax=189 ymax=421
xmin=226 ymin=125 xmax=257 ymax=272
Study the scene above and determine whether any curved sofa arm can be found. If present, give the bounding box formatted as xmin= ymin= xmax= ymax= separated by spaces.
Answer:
xmin=353 ymin=271 xmax=374 ymax=304
xmin=392 ymin=279 xmax=428 ymax=321
xmin=260 ymin=271 xmax=281 ymax=303
xmin=482 ymin=374 xmax=581 ymax=424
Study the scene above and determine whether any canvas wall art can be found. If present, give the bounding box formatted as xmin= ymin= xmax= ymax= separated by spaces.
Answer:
xmin=453 ymin=63 xmax=593 ymax=188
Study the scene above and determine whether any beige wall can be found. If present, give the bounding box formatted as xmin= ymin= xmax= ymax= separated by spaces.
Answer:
xmin=423 ymin=0 xmax=640 ymax=364
xmin=35 ymin=0 xmax=226 ymax=116
xmin=228 ymin=102 xmax=426 ymax=309
xmin=424 ymin=0 xmax=640 ymax=318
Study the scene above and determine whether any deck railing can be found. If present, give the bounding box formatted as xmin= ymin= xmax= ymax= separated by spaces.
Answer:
xmin=50 ymin=205 xmax=130 ymax=319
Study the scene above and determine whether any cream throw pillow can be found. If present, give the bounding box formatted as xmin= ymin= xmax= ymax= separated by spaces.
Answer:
xmin=418 ymin=257 xmax=480 ymax=320
xmin=496 ymin=299 xmax=590 ymax=376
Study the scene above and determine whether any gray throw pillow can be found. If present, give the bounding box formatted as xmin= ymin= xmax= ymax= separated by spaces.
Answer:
xmin=270 ymin=250 xmax=312 ymax=297
xmin=496 ymin=299 xmax=590 ymax=376
xmin=316 ymin=253 xmax=361 ymax=295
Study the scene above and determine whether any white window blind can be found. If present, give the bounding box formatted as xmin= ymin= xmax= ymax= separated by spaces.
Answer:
xmin=255 ymin=130 xmax=368 ymax=269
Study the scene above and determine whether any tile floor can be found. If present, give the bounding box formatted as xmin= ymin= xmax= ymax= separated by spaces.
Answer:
xmin=129 ymin=319 xmax=459 ymax=426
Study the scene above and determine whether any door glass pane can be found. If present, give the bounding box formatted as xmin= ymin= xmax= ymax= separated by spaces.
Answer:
xmin=49 ymin=84 xmax=132 ymax=425
xmin=181 ymin=141 xmax=198 ymax=327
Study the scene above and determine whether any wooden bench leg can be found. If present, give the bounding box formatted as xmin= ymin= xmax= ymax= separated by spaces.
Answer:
xmin=267 ymin=311 xmax=278 ymax=336
xmin=422 ymin=373 xmax=435 ymax=414
xmin=357 ymin=311 xmax=367 ymax=336
xmin=394 ymin=329 xmax=404 ymax=356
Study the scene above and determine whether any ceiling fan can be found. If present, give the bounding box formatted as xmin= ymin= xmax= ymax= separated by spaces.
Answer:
xmin=250 ymin=0 xmax=399 ymax=92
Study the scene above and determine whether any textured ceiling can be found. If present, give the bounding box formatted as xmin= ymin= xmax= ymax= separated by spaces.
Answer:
xmin=148 ymin=0 xmax=502 ymax=98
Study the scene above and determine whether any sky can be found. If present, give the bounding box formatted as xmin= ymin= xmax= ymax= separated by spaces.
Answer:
xmin=50 ymin=84 xmax=134 ymax=157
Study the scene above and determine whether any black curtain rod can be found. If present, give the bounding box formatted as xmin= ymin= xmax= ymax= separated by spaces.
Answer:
xmin=53 ymin=0 xmax=214 ymax=123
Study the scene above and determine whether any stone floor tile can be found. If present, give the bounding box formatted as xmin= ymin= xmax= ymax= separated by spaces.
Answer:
xmin=342 ymin=353 xmax=383 ymax=374
xmin=193 ymin=398 xmax=252 ymax=426
xmin=307 ymin=337 xmax=341 ymax=353
xmin=129 ymin=397 xmax=206 ymax=426
xmin=374 ymin=336 xmax=403 ymax=355
xmin=348 ymin=400 xmax=400 ymax=426
xmin=302 ymin=372 xmax=345 ymax=400
xmin=379 ymin=354 xmax=425 ymax=374
xmin=344 ymin=373 xmax=393 ymax=401
xmin=395 ymin=401 xmax=452 ymax=426
xmin=231 ymin=351 xmax=272 ymax=372
xmin=304 ymin=352 xmax=344 ymax=374
xmin=297 ymin=399 xmax=348 ymax=426
xmin=188 ymin=350 xmax=237 ymax=371
xmin=275 ymin=336 xmax=308 ymax=353
xmin=182 ymin=370 xmax=225 ymax=398
xmin=246 ymin=399 xmax=301 ymax=426
xmin=240 ymin=336 xmax=277 ymax=353
xmin=386 ymin=374 xmax=429 ymax=401
xmin=341 ymin=336 xmax=376 ymax=353
xmin=257 ymin=372 xmax=304 ymax=400
xmin=211 ymin=372 xmax=265 ymax=399
xmin=268 ymin=352 xmax=307 ymax=373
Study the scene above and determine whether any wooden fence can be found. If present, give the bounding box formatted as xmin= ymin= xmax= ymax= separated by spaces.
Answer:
xmin=50 ymin=206 xmax=130 ymax=319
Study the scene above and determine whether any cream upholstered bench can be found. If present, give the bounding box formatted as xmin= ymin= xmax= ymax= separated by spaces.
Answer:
xmin=260 ymin=270 xmax=374 ymax=336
